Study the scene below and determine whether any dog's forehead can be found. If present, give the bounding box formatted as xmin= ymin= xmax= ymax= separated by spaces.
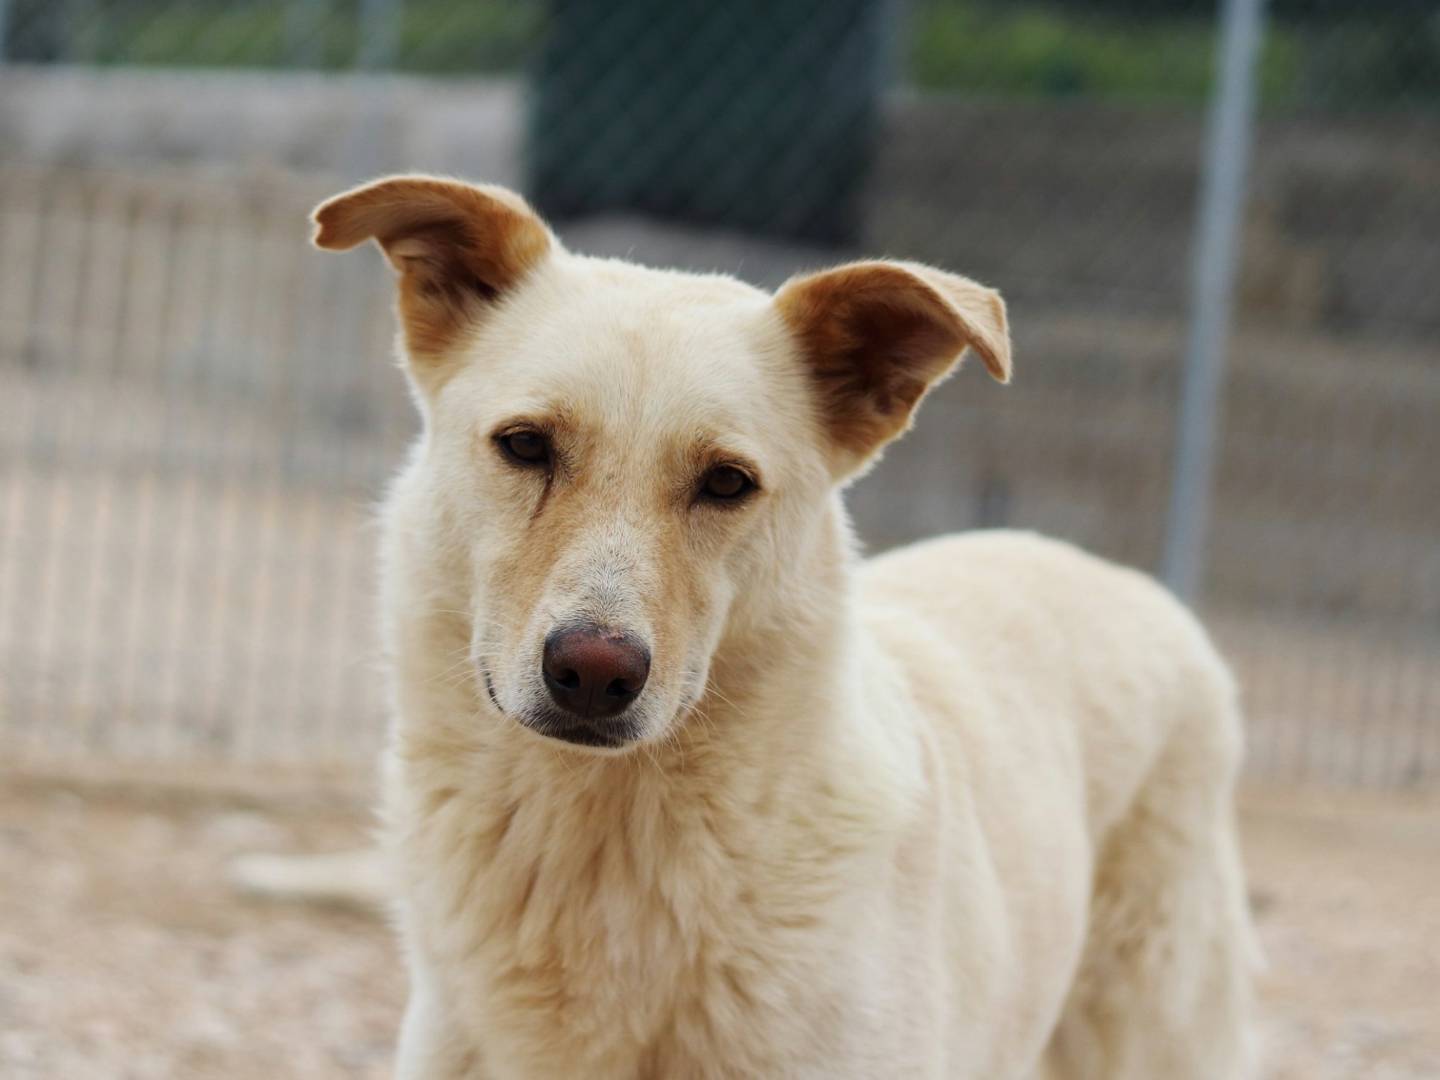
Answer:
xmin=471 ymin=257 xmax=796 ymax=440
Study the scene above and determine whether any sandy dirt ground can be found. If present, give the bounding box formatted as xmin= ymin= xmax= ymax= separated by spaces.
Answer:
xmin=1 ymin=770 xmax=1436 ymax=1079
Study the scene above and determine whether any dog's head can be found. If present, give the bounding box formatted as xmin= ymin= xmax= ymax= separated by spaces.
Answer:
xmin=315 ymin=176 xmax=1010 ymax=753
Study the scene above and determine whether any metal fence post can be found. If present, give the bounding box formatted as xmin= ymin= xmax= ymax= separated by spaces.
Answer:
xmin=1161 ymin=0 xmax=1267 ymax=602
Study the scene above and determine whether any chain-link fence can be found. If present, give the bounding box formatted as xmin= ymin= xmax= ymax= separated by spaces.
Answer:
xmin=0 ymin=1 xmax=1436 ymax=785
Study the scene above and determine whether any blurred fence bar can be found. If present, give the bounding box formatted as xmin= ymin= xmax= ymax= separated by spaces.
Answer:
xmin=0 ymin=1 xmax=1436 ymax=787
xmin=1163 ymin=0 xmax=1265 ymax=601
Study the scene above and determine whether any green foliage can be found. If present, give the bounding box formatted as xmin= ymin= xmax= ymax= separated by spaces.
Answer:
xmin=909 ymin=3 xmax=1296 ymax=104
xmin=394 ymin=1 xmax=539 ymax=73
xmin=908 ymin=1 xmax=1439 ymax=108
xmin=8 ymin=0 xmax=537 ymax=73
xmin=4 ymin=0 xmax=1435 ymax=108
xmin=101 ymin=3 xmax=317 ymax=68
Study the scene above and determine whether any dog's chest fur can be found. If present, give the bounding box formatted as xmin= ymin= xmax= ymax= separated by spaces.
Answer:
xmin=391 ymin=731 xmax=902 ymax=1078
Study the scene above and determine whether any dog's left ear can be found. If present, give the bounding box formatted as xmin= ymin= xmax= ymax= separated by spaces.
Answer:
xmin=775 ymin=260 xmax=1011 ymax=474
xmin=312 ymin=175 xmax=554 ymax=368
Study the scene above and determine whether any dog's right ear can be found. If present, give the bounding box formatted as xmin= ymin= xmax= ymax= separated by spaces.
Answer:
xmin=312 ymin=175 xmax=554 ymax=368
xmin=775 ymin=260 xmax=1011 ymax=478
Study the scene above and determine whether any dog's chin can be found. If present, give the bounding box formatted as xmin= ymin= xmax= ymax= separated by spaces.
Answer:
xmin=482 ymin=665 xmax=678 ymax=756
xmin=514 ymin=706 xmax=646 ymax=756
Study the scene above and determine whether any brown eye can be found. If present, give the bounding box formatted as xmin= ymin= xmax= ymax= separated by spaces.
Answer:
xmin=700 ymin=465 xmax=754 ymax=502
xmin=497 ymin=429 xmax=550 ymax=466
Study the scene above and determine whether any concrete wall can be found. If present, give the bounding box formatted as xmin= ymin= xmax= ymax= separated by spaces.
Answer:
xmin=0 ymin=66 xmax=524 ymax=187
xmin=5 ymin=67 xmax=1437 ymax=336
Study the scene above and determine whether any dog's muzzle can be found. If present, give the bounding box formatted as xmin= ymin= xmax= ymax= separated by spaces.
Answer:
xmin=528 ymin=624 xmax=650 ymax=747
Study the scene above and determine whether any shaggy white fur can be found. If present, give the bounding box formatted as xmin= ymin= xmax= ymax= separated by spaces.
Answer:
xmin=311 ymin=176 xmax=1257 ymax=1079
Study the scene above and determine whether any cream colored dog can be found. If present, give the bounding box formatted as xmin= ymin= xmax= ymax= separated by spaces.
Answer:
xmin=311 ymin=175 xmax=1256 ymax=1079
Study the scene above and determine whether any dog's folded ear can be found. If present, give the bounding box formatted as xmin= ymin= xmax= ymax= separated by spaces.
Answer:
xmin=312 ymin=175 xmax=554 ymax=365
xmin=775 ymin=260 xmax=1011 ymax=474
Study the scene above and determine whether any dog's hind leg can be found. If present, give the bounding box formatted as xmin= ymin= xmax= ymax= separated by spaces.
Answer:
xmin=1040 ymin=672 xmax=1260 ymax=1080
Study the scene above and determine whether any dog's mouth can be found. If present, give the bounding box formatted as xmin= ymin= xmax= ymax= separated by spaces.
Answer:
xmin=527 ymin=714 xmax=633 ymax=749
xmin=482 ymin=668 xmax=504 ymax=713
xmin=518 ymin=706 xmax=642 ymax=752
xmin=481 ymin=663 xmax=642 ymax=751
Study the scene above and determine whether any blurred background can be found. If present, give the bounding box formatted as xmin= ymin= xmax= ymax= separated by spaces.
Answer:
xmin=0 ymin=1 xmax=1435 ymax=1077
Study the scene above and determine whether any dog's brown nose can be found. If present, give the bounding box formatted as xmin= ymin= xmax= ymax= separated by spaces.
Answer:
xmin=542 ymin=626 xmax=650 ymax=720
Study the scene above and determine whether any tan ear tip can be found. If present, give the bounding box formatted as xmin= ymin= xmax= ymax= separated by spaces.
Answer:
xmin=975 ymin=345 xmax=1013 ymax=384
xmin=309 ymin=201 xmax=354 ymax=251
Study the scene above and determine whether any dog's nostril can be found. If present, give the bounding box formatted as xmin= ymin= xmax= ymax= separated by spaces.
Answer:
xmin=605 ymin=678 xmax=635 ymax=699
xmin=557 ymin=669 xmax=581 ymax=690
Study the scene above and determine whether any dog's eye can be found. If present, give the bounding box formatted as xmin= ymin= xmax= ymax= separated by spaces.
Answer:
xmin=699 ymin=465 xmax=755 ymax=502
xmin=496 ymin=430 xmax=550 ymax=466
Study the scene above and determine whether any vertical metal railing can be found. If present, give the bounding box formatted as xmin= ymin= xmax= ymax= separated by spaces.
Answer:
xmin=1162 ymin=0 xmax=1267 ymax=602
